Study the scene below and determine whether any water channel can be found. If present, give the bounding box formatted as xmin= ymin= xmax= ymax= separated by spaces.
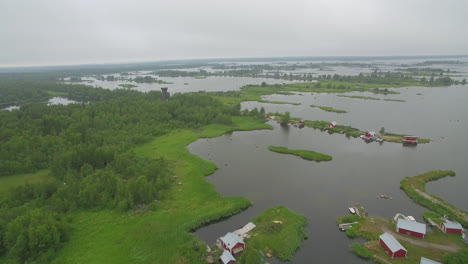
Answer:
xmin=72 ymin=58 xmax=468 ymax=263
xmin=189 ymin=85 xmax=468 ymax=263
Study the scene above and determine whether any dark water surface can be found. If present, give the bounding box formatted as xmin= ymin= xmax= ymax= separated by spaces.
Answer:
xmin=189 ymin=85 xmax=468 ymax=263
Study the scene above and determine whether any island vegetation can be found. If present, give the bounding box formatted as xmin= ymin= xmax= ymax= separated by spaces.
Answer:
xmin=309 ymin=104 xmax=348 ymax=113
xmin=336 ymin=94 xmax=380 ymax=100
xmin=118 ymin=83 xmax=137 ymax=89
xmin=268 ymin=146 xmax=332 ymax=161
xmin=400 ymin=170 xmax=467 ymax=226
xmin=380 ymin=130 xmax=431 ymax=144
xmin=237 ymin=206 xmax=308 ymax=263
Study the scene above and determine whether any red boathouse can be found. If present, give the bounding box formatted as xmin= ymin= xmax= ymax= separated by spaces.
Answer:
xmin=396 ymin=218 xmax=426 ymax=238
xmin=403 ymin=136 xmax=418 ymax=144
xmin=379 ymin=233 xmax=408 ymax=258
xmin=219 ymin=232 xmax=245 ymax=255
xmin=441 ymin=221 xmax=463 ymax=234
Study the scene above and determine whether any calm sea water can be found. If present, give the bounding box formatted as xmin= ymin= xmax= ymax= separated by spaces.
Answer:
xmin=74 ymin=58 xmax=468 ymax=263
xmin=189 ymin=84 xmax=468 ymax=263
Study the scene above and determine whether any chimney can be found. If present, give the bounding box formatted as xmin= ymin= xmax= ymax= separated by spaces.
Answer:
xmin=161 ymin=87 xmax=170 ymax=101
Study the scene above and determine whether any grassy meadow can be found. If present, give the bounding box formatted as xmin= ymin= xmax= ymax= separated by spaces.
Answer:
xmin=0 ymin=170 xmax=50 ymax=196
xmin=267 ymin=145 xmax=332 ymax=161
xmin=51 ymin=117 xmax=273 ymax=263
xmin=237 ymin=206 xmax=308 ymax=264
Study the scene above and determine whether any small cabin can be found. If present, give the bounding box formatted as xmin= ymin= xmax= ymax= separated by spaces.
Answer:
xmin=440 ymin=220 xmax=463 ymax=234
xmin=403 ymin=136 xmax=418 ymax=144
xmin=297 ymin=120 xmax=305 ymax=128
xmin=328 ymin=121 xmax=337 ymax=128
xmin=379 ymin=232 xmax=407 ymax=258
xmin=396 ymin=218 xmax=426 ymax=238
xmin=361 ymin=131 xmax=376 ymax=140
xmin=366 ymin=131 xmax=376 ymax=138
xmin=220 ymin=232 xmax=245 ymax=255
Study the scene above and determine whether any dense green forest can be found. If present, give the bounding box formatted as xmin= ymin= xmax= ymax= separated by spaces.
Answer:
xmin=0 ymin=79 xmax=261 ymax=263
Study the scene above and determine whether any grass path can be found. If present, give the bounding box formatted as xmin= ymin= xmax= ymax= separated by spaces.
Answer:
xmin=381 ymin=226 xmax=459 ymax=253
xmin=0 ymin=170 xmax=50 ymax=196
xmin=52 ymin=117 xmax=272 ymax=264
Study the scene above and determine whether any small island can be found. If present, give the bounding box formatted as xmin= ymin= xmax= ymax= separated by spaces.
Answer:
xmin=309 ymin=104 xmax=348 ymax=113
xmin=336 ymin=94 xmax=380 ymax=100
xmin=118 ymin=84 xmax=138 ymax=89
xmin=237 ymin=206 xmax=307 ymax=263
xmin=267 ymin=145 xmax=332 ymax=161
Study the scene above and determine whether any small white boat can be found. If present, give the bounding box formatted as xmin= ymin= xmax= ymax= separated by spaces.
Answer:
xmin=407 ymin=216 xmax=416 ymax=222
xmin=348 ymin=207 xmax=356 ymax=214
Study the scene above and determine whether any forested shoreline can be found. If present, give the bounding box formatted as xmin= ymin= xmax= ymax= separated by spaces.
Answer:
xmin=0 ymin=78 xmax=263 ymax=263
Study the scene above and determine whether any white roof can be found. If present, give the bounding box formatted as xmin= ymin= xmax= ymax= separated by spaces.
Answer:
xmin=331 ymin=121 xmax=337 ymax=125
xmin=443 ymin=220 xmax=463 ymax=230
xmin=369 ymin=131 xmax=376 ymax=135
xmin=220 ymin=250 xmax=236 ymax=264
xmin=234 ymin=222 xmax=256 ymax=237
xmin=379 ymin=233 xmax=407 ymax=253
xmin=220 ymin=232 xmax=244 ymax=250
xmin=421 ymin=257 xmax=441 ymax=264
xmin=397 ymin=218 xmax=426 ymax=234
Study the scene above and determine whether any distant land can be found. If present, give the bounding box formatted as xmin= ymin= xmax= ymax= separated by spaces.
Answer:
xmin=1 ymin=54 xmax=468 ymax=73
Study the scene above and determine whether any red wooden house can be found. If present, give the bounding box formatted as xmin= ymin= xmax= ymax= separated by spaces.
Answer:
xmin=396 ymin=218 xmax=426 ymax=238
xmin=328 ymin=121 xmax=337 ymax=128
xmin=220 ymin=232 xmax=245 ymax=255
xmin=440 ymin=220 xmax=463 ymax=234
xmin=403 ymin=136 xmax=418 ymax=144
xmin=379 ymin=233 xmax=408 ymax=258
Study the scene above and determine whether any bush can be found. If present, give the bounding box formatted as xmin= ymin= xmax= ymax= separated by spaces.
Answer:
xmin=351 ymin=243 xmax=373 ymax=260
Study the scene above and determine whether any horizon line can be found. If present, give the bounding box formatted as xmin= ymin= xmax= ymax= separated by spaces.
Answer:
xmin=1 ymin=53 xmax=468 ymax=70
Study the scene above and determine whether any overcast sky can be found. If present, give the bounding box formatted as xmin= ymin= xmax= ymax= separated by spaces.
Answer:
xmin=1 ymin=0 xmax=467 ymax=67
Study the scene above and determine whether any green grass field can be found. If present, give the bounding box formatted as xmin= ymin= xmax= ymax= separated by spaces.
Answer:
xmin=51 ymin=117 xmax=273 ymax=264
xmin=0 ymin=170 xmax=50 ymax=196
xmin=237 ymin=206 xmax=308 ymax=264
xmin=267 ymin=146 xmax=332 ymax=161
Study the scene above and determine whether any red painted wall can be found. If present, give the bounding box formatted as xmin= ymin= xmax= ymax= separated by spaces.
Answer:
xmin=379 ymin=238 xmax=407 ymax=258
xmin=393 ymin=249 xmax=407 ymax=258
xmin=446 ymin=227 xmax=463 ymax=234
xmin=379 ymin=239 xmax=392 ymax=256
xmin=441 ymin=223 xmax=463 ymax=234
xmin=222 ymin=242 xmax=245 ymax=254
xmin=397 ymin=228 xmax=424 ymax=238
xmin=232 ymin=242 xmax=245 ymax=252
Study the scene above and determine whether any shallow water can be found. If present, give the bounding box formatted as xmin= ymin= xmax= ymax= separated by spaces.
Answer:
xmin=190 ymin=85 xmax=468 ymax=263
xmin=48 ymin=97 xmax=78 ymax=105
xmin=74 ymin=57 xmax=468 ymax=262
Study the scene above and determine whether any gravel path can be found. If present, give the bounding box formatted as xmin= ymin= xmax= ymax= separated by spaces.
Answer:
xmin=381 ymin=227 xmax=460 ymax=253
xmin=414 ymin=188 xmax=468 ymax=222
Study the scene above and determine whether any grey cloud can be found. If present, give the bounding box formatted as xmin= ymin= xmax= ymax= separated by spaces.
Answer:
xmin=1 ymin=0 xmax=467 ymax=66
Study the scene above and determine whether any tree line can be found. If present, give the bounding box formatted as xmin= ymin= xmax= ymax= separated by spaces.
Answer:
xmin=0 ymin=81 xmax=243 ymax=263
